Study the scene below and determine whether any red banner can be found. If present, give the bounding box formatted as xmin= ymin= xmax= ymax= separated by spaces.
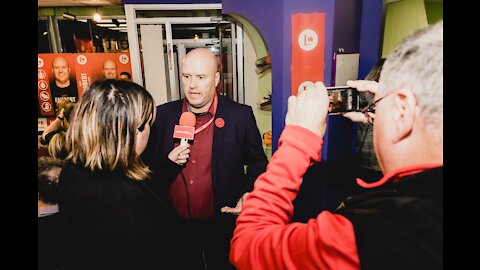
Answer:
xmin=74 ymin=53 xmax=133 ymax=95
xmin=291 ymin=13 xmax=325 ymax=95
xmin=38 ymin=53 xmax=132 ymax=117
xmin=38 ymin=54 xmax=77 ymax=116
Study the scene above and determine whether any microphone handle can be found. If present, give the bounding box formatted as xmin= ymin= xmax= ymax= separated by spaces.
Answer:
xmin=180 ymin=138 xmax=189 ymax=147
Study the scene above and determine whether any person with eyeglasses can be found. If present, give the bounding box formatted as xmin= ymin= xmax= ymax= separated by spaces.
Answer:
xmin=230 ymin=20 xmax=443 ymax=270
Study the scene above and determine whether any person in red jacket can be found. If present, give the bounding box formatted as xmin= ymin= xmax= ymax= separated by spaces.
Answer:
xmin=230 ymin=20 xmax=443 ymax=270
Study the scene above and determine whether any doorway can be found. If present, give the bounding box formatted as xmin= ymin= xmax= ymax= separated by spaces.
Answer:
xmin=125 ymin=4 xmax=244 ymax=105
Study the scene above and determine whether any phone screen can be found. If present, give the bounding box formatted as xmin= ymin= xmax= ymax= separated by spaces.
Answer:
xmin=326 ymin=86 xmax=359 ymax=114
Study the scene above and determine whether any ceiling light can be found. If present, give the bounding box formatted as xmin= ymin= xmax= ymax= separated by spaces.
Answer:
xmin=93 ymin=13 xmax=102 ymax=22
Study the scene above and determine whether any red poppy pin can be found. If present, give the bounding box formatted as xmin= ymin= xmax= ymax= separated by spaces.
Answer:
xmin=215 ymin=118 xmax=225 ymax=128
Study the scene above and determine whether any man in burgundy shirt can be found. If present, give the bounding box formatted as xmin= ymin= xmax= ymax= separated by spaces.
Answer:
xmin=230 ymin=21 xmax=443 ymax=269
xmin=142 ymin=48 xmax=268 ymax=269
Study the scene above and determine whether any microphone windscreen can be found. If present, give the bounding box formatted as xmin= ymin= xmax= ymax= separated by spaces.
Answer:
xmin=179 ymin=112 xmax=196 ymax=127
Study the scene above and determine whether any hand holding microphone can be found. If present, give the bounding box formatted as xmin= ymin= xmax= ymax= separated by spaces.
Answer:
xmin=169 ymin=112 xmax=196 ymax=165
xmin=168 ymin=144 xmax=191 ymax=165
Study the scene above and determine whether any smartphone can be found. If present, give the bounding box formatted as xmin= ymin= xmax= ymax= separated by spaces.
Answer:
xmin=326 ymin=86 xmax=359 ymax=114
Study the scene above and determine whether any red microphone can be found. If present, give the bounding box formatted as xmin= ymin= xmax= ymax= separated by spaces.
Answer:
xmin=174 ymin=112 xmax=196 ymax=147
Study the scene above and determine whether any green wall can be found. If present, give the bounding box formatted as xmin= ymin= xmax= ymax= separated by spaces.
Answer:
xmin=425 ymin=3 xmax=443 ymax=24
xmin=38 ymin=6 xmax=125 ymax=17
xmin=382 ymin=0 xmax=428 ymax=58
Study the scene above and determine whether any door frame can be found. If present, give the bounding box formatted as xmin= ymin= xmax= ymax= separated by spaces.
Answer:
xmin=125 ymin=4 xmax=244 ymax=104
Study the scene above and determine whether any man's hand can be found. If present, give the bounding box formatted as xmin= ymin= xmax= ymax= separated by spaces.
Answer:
xmin=346 ymin=79 xmax=379 ymax=94
xmin=343 ymin=80 xmax=379 ymax=123
xmin=285 ymin=81 xmax=329 ymax=137
xmin=221 ymin=192 xmax=250 ymax=215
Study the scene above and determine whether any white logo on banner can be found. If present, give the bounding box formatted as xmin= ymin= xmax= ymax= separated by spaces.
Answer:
xmin=42 ymin=102 xmax=52 ymax=112
xmin=39 ymin=91 xmax=50 ymax=101
xmin=38 ymin=69 xmax=46 ymax=80
xmin=38 ymin=57 xmax=44 ymax=68
xmin=77 ymin=55 xmax=87 ymax=65
xmin=119 ymin=54 xmax=129 ymax=64
xmin=298 ymin=29 xmax=318 ymax=51
xmin=297 ymin=81 xmax=315 ymax=94
xmin=38 ymin=80 xmax=48 ymax=90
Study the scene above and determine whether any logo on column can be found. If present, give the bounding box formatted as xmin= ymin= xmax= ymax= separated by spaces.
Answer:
xmin=298 ymin=29 xmax=318 ymax=51
xmin=297 ymin=81 xmax=315 ymax=94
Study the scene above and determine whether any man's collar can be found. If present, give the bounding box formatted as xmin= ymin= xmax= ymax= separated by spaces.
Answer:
xmin=182 ymin=95 xmax=217 ymax=116
xmin=356 ymin=163 xmax=443 ymax=189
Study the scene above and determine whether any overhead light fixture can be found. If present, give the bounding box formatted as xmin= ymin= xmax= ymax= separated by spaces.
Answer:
xmin=63 ymin=13 xmax=76 ymax=21
xmin=93 ymin=7 xmax=102 ymax=22
xmin=93 ymin=13 xmax=102 ymax=22
xmin=194 ymin=34 xmax=199 ymax=40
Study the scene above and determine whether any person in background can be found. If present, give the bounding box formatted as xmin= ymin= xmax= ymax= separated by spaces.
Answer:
xmin=120 ymin=71 xmax=132 ymax=81
xmin=50 ymin=55 xmax=78 ymax=111
xmin=230 ymin=20 xmax=443 ymax=270
xmin=141 ymin=48 xmax=268 ymax=270
xmin=101 ymin=59 xmax=118 ymax=79
xmin=58 ymin=79 xmax=180 ymax=270
xmin=40 ymin=99 xmax=75 ymax=153
xmin=343 ymin=58 xmax=386 ymax=185
xmin=262 ymin=131 xmax=272 ymax=160
xmin=38 ymin=156 xmax=65 ymax=270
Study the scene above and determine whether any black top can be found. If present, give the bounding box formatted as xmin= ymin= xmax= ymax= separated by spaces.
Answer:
xmin=50 ymin=80 xmax=78 ymax=113
xmin=58 ymin=162 xmax=181 ymax=270
xmin=141 ymin=95 xmax=268 ymax=213
xmin=338 ymin=167 xmax=443 ymax=270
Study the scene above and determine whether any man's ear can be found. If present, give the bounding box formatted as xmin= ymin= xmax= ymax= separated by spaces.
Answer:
xmin=215 ymin=71 xmax=220 ymax=87
xmin=391 ymin=90 xmax=417 ymax=143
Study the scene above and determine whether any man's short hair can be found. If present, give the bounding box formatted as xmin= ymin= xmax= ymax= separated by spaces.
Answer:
xmin=38 ymin=157 xmax=65 ymax=204
xmin=379 ymin=20 xmax=443 ymax=141
xmin=120 ymin=71 xmax=132 ymax=80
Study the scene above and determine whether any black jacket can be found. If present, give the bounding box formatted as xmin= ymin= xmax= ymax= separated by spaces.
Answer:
xmin=141 ymin=95 xmax=268 ymax=213
xmin=58 ymin=162 xmax=181 ymax=270
xmin=338 ymin=167 xmax=443 ymax=270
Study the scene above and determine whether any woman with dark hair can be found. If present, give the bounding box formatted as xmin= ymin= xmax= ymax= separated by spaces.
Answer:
xmin=58 ymin=79 xmax=179 ymax=270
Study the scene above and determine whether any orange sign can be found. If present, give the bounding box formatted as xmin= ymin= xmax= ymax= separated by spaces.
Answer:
xmin=38 ymin=54 xmax=78 ymax=116
xmin=291 ymin=13 xmax=325 ymax=95
xmin=38 ymin=53 xmax=133 ymax=117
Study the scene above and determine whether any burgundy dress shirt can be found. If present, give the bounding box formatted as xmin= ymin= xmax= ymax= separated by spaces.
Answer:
xmin=168 ymin=99 xmax=215 ymax=220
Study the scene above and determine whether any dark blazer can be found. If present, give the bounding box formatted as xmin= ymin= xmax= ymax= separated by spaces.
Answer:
xmin=142 ymin=95 xmax=268 ymax=213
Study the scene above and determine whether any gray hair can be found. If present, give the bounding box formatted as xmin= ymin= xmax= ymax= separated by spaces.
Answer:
xmin=379 ymin=20 xmax=443 ymax=142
